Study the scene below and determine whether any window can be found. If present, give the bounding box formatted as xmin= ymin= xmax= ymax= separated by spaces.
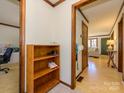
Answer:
xmin=88 ymin=38 xmax=98 ymax=48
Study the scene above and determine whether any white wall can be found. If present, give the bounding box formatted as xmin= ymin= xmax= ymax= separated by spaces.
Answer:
xmin=25 ymin=0 xmax=57 ymax=92
xmin=53 ymin=0 xmax=89 ymax=85
xmin=113 ymin=6 xmax=124 ymax=67
xmin=76 ymin=10 xmax=88 ymax=76
xmin=25 ymin=0 xmax=88 ymax=91
xmin=0 ymin=25 xmax=19 ymax=46
xmin=26 ymin=0 xmax=56 ymax=44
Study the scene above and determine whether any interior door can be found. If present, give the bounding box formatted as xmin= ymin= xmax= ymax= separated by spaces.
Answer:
xmin=118 ymin=17 xmax=123 ymax=72
xmin=82 ymin=21 xmax=88 ymax=71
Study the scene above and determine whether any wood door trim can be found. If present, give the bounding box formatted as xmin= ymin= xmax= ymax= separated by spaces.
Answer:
xmin=82 ymin=21 xmax=88 ymax=72
xmin=20 ymin=0 xmax=25 ymax=93
xmin=78 ymin=9 xmax=89 ymax=23
xmin=118 ymin=17 xmax=123 ymax=72
xmin=44 ymin=0 xmax=65 ymax=7
xmin=71 ymin=0 xmax=96 ymax=89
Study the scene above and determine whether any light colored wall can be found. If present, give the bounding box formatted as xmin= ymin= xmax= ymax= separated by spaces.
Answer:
xmin=0 ymin=25 xmax=19 ymax=46
xmin=25 ymin=0 xmax=57 ymax=91
xmin=113 ymin=6 xmax=124 ymax=67
xmin=25 ymin=0 xmax=87 ymax=92
xmin=26 ymin=0 xmax=56 ymax=45
xmin=76 ymin=10 xmax=88 ymax=76
xmin=53 ymin=0 xmax=88 ymax=85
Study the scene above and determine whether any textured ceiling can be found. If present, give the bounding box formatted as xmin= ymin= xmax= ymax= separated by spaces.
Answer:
xmin=0 ymin=0 xmax=19 ymax=26
xmin=80 ymin=0 xmax=124 ymax=36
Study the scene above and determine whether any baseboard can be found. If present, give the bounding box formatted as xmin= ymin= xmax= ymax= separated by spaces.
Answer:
xmin=60 ymin=80 xmax=71 ymax=88
xmin=89 ymin=56 xmax=99 ymax=58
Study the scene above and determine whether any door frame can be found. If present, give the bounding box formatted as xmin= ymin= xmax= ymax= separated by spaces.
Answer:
xmin=118 ymin=17 xmax=123 ymax=72
xmin=81 ymin=21 xmax=88 ymax=72
xmin=71 ymin=0 xmax=96 ymax=89
xmin=20 ymin=0 xmax=26 ymax=93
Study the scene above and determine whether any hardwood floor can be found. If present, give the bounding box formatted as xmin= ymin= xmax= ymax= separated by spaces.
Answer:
xmin=0 ymin=63 xmax=19 ymax=93
xmin=76 ymin=55 xmax=124 ymax=93
xmin=49 ymin=55 xmax=124 ymax=93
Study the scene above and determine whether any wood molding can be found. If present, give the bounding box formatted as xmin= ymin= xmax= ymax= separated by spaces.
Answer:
xmin=44 ymin=0 xmax=54 ymax=7
xmin=0 ymin=23 xmax=20 ymax=28
xmin=60 ymin=81 xmax=71 ymax=88
xmin=20 ymin=0 xmax=25 ymax=93
xmin=118 ymin=17 xmax=123 ymax=72
xmin=54 ymin=0 xmax=65 ymax=7
xmin=44 ymin=0 xmax=65 ymax=7
xmin=111 ymin=1 xmax=124 ymax=33
xmin=73 ymin=0 xmax=97 ymax=9
xmin=89 ymin=34 xmax=110 ymax=38
xmin=71 ymin=0 xmax=97 ymax=89
xmin=78 ymin=9 xmax=89 ymax=23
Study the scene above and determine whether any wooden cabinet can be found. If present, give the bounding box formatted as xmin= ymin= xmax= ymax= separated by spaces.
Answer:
xmin=27 ymin=45 xmax=60 ymax=93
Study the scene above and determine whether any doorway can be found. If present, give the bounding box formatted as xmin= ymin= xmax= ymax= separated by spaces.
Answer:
xmin=0 ymin=0 xmax=25 ymax=93
xmin=71 ymin=0 xmax=124 ymax=89
xmin=71 ymin=0 xmax=96 ymax=89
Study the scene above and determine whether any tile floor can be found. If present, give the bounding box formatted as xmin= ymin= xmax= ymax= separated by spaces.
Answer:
xmin=49 ymin=55 xmax=124 ymax=93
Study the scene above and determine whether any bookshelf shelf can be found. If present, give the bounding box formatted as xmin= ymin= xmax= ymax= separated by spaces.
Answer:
xmin=34 ymin=55 xmax=59 ymax=61
xmin=34 ymin=66 xmax=59 ymax=80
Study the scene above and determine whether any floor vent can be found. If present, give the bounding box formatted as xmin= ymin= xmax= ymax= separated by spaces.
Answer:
xmin=77 ymin=76 xmax=84 ymax=82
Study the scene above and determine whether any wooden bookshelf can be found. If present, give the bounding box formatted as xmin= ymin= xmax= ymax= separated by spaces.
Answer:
xmin=34 ymin=55 xmax=59 ymax=62
xmin=27 ymin=45 xmax=60 ymax=93
xmin=34 ymin=66 xmax=59 ymax=80
xmin=35 ymin=79 xmax=59 ymax=93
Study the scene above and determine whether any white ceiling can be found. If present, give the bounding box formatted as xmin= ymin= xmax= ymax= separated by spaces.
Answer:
xmin=0 ymin=0 xmax=19 ymax=26
xmin=48 ymin=0 xmax=60 ymax=4
xmin=80 ymin=0 xmax=124 ymax=36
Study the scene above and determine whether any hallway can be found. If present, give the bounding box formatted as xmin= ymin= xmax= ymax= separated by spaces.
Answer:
xmin=76 ymin=55 xmax=124 ymax=93
xmin=49 ymin=56 xmax=124 ymax=93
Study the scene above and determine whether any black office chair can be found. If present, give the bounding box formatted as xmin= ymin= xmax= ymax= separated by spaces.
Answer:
xmin=0 ymin=48 xmax=13 ymax=73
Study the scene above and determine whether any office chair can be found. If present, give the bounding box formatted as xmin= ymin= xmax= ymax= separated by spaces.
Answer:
xmin=0 ymin=48 xmax=13 ymax=73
